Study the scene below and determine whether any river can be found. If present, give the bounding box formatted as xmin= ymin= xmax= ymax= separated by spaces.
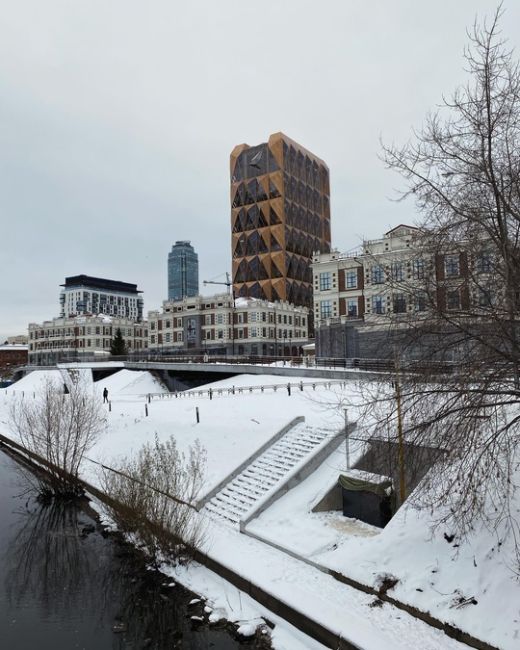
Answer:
xmin=0 ymin=449 xmax=258 ymax=649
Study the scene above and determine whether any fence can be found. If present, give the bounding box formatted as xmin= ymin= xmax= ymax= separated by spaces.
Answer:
xmin=144 ymin=379 xmax=348 ymax=402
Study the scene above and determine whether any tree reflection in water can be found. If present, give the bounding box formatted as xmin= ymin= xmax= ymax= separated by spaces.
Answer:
xmin=3 ymin=492 xmax=251 ymax=649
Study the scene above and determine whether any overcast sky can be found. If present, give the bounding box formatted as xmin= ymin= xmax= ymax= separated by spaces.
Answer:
xmin=1 ymin=1 xmax=519 ymax=342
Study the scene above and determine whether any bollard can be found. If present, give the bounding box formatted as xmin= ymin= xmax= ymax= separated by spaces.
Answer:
xmin=209 ymin=388 xmax=213 ymax=400
xmin=287 ymin=383 xmax=291 ymax=396
xmin=145 ymin=404 xmax=148 ymax=417
xmin=196 ymin=407 xmax=200 ymax=423
xmin=232 ymin=385 xmax=235 ymax=394
xmin=109 ymin=401 xmax=112 ymax=412
xmin=261 ymin=386 xmax=264 ymax=392
xmin=147 ymin=394 xmax=151 ymax=404
xmin=300 ymin=381 xmax=303 ymax=391
xmin=312 ymin=383 xmax=316 ymax=390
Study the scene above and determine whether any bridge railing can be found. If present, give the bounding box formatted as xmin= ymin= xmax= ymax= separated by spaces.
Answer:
xmin=143 ymin=379 xmax=347 ymax=402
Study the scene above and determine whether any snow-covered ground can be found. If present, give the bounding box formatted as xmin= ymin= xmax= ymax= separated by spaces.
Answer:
xmin=1 ymin=367 xmax=518 ymax=650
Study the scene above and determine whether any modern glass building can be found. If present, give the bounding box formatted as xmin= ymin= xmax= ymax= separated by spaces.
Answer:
xmin=167 ymin=241 xmax=199 ymax=301
xmin=230 ymin=132 xmax=331 ymax=309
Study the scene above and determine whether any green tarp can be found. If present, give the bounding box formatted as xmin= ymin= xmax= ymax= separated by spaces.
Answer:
xmin=339 ymin=473 xmax=393 ymax=498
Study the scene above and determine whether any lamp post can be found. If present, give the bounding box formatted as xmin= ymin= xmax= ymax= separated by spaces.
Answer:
xmin=344 ymin=408 xmax=350 ymax=469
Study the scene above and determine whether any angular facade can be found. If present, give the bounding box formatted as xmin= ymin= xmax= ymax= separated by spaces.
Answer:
xmin=168 ymin=241 xmax=199 ymax=301
xmin=230 ymin=132 xmax=330 ymax=309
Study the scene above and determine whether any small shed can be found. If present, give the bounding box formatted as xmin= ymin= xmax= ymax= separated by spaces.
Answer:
xmin=339 ymin=469 xmax=394 ymax=528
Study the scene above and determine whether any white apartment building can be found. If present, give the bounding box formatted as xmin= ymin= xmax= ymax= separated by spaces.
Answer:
xmin=28 ymin=316 xmax=148 ymax=365
xmin=312 ymin=224 xmax=497 ymax=359
xmin=312 ymin=225 xmax=429 ymax=326
xmin=148 ymin=293 xmax=309 ymax=356
xmin=59 ymin=275 xmax=144 ymax=322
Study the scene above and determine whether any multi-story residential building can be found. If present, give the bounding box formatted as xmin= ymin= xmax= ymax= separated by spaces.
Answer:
xmin=6 ymin=335 xmax=28 ymax=345
xmin=60 ymin=275 xmax=143 ymax=322
xmin=167 ymin=241 xmax=199 ymax=301
xmin=312 ymin=224 xmax=485 ymax=359
xmin=148 ymin=293 xmax=309 ymax=357
xmin=230 ymin=132 xmax=331 ymax=312
xmin=0 ymin=343 xmax=28 ymax=378
xmin=28 ymin=316 xmax=148 ymax=365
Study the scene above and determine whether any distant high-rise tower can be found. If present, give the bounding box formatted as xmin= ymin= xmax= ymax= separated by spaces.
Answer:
xmin=230 ymin=132 xmax=330 ymax=308
xmin=168 ymin=241 xmax=199 ymax=300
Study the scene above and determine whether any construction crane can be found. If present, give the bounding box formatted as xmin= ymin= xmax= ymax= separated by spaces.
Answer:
xmin=203 ymin=272 xmax=233 ymax=296
xmin=203 ymin=273 xmax=236 ymax=355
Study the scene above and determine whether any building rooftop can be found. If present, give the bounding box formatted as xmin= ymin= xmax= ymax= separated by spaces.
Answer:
xmin=61 ymin=275 xmax=142 ymax=294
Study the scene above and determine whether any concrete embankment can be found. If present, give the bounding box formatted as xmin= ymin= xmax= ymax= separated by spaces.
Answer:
xmin=0 ymin=431 xmax=499 ymax=650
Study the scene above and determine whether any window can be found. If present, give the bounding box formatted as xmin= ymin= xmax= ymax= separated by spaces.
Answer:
xmin=347 ymin=299 xmax=358 ymax=317
xmin=371 ymin=265 xmax=384 ymax=284
xmin=250 ymin=327 xmax=258 ymax=337
xmin=205 ymin=315 xmax=212 ymax=325
xmin=320 ymin=300 xmax=332 ymax=318
xmin=150 ymin=322 xmax=156 ymax=330
xmin=345 ymin=270 xmax=357 ymax=289
xmin=165 ymin=332 xmax=171 ymax=342
xmin=445 ymin=254 xmax=460 ymax=277
xmin=216 ymin=313 xmax=225 ymax=324
xmin=391 ymin=262 xmax=405 ymax=282
xmin=447 ymin=289 xmax=461 ymax=310
xmin=412 ymin=258 xmax=425 ymax=280
xmin=476 ymin=252 xmax=492 ymax=274
xmin=414 ymin=290 xmax=427 ymax=312
xmin=217 ymin=329 xmax=224 ymax=339
xmin=478 ymin=288 xmax=493 ymax=307
xmin=372 ymin=295 xmax=385 ymax=314
xmin=319 ymin=272 xmax=331 ymax=291
xmin=392 ymin=294 xmax=407 ymax=313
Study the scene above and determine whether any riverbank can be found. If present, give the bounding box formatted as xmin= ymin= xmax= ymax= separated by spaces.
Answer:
xmin=0 ymin=447 xmax=264 ymax=650
xmin=2 ymin=368 xmax=518 ymax=650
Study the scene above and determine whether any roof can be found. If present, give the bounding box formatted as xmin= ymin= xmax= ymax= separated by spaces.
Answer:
xmin=384 ymin=224 xmax=419 ymax=236
xmin=61 ymin=275 xmax=142 ymax=294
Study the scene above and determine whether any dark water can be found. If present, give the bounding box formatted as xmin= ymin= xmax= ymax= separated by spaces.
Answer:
xmin=0 ymin=450 xmax=249 ymax=650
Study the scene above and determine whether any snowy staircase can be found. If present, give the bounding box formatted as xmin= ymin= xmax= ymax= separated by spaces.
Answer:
xmin=202 ymin=423 xmax=331 ymax=527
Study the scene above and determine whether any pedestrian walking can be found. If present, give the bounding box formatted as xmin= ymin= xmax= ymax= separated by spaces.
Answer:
xmin=103 ymin=387 xmax=109 ymax=403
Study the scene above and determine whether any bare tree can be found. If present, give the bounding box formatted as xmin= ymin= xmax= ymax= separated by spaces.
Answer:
xmin=368 ymin=5 xmax=520 ymax=558
xmin=101 ymin=434 xmax=206 ymax=563
xmin=8 ymin=377 xmax=106 ymax=498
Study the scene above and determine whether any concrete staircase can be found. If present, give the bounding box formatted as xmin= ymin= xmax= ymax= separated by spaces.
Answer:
xmin=203 ymin=423 xmax=332 ymax=526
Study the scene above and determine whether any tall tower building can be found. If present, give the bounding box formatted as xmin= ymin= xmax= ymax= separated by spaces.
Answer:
xmin=167 ymin=241 xmax=199 ymax=301
xmin=230 ymin=132 xmax=330 ymax=308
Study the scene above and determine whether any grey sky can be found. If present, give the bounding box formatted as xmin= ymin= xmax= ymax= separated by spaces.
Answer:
xmin=1 ymin=1 xmax=519 ymax=342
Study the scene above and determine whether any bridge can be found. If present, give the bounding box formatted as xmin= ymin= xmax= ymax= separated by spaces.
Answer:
xmin=16 ymin=355 xmax=388 ymax=390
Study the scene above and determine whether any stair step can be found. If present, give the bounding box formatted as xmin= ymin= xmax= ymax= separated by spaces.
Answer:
xmin=221 ymin=489 xmax=256 ymax=506
xmin=244 ymin=464 xmax=282 ymax=482
xmin=254 ymin=458 xmax=292 ymax=474
xmin=203 ymin=425 xmax=331 ymax=528
xmin=233 ymin=476 xmax=270 ymax=495
xmin=213 ymin=496 xmax=247 ymax=518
